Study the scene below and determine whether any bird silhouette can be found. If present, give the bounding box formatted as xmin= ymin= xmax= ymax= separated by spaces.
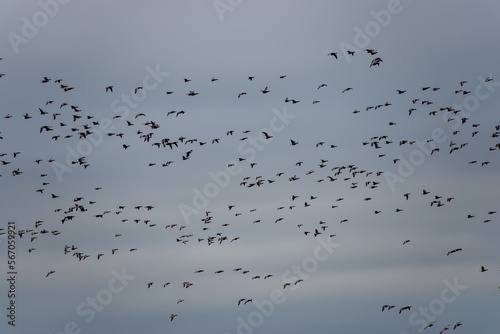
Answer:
xmin=399 ymin=306 xmax=411 ymax=314
xmin=447 ymin=248 xmax=462 ymax=256
xmin=260 ymin=86 xmax=270 ymax=94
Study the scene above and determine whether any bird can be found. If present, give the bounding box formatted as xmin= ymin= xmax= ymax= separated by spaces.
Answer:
xmin=399 ymin=306 xmax=411 ymax=314
xmin=381 ymin=304 xmax=395 ymax=312
xmin=40 ymin=125 xmax=53 ymax=133
xmin=369 ymin=57 xmax=383 ymax=67
xmin=447 ymin=248 xmax=462 ymax=256
xmin=439 ymin=325 xmax=450 ymax=334
xmin=423 ymin=322 xmax=436 ymax=330
xmin=105 ymin=86 xmax=113 ymax=92
xmin=262 ymin=131 xmax=273 ymax=139
xmin=260 ymin=86 xmax=270 ymax=94
xmin=46 ymin=270 xmax=55 ymax=277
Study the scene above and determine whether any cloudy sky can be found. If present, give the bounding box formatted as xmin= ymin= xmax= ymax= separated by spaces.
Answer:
xmin=1 ymin=1 xmax=499 ymax=333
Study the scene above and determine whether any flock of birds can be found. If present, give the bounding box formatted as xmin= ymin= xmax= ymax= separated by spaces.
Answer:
xmin=0 ymin=47 xmax=499 ymax=333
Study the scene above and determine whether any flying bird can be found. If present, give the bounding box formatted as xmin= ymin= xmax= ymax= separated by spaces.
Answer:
xmin=381 ymin=304 xmax=395 ymax=312
xmin=369 ymin=57 xmax=383 ymax=67
xmin=399 ymin=306 xmax=411 ymax=314
xmin=447 ymin=248 xmax=462 ymax=256
xmin=262 ymin=132 xmax=273 ymax=139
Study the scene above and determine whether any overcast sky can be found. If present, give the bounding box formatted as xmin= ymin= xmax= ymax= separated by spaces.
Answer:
xmin=1 ymin=1 xmax=499 ymax=334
